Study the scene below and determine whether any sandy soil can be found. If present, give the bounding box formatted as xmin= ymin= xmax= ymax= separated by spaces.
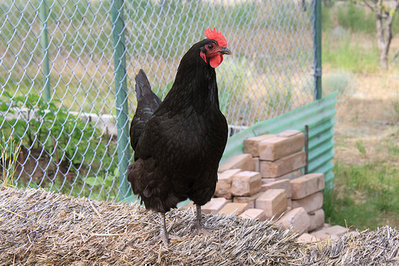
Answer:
xmin=332 ymin=71 xmax=399 ymax=165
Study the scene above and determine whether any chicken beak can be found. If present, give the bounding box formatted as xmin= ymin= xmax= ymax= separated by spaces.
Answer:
xmin=219 ymin=47 xmax=232 ymax=55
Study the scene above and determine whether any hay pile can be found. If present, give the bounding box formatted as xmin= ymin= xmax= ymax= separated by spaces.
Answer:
xmin=0 ymin=187 xmax=398 ymax=265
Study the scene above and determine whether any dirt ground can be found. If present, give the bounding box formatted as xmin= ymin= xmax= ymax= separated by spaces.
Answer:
xmin=331 ymin=71 xmax=399 ymax=165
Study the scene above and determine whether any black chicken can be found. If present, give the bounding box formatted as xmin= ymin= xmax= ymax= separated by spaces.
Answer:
xmin=128 ymin=29 xmax=231 ymax=245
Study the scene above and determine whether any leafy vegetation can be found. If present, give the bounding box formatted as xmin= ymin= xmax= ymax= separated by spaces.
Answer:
xmin=0 ymin=93 xmax=120 ymax=201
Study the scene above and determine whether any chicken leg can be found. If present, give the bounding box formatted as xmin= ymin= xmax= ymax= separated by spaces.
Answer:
xmin=161 ymin=213 xmax=169 ymax=247
xmin=191 ymin=204 xmax=213 ymax=235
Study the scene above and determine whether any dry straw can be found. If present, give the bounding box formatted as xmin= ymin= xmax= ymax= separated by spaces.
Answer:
xmin=0 ymin=187 xmax=398 ymax=265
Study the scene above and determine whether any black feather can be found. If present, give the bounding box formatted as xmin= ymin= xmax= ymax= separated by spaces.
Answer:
xmin=130 ymin=69 xmax=161 ymax=151
xmin=128 ymin=39 xmax=228 ymax=213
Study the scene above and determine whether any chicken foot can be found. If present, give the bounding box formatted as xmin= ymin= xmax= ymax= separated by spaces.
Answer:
xmin=191 ymin=204 xmax=220 ymax=235
xmin=157 ymin=213 xmax=182 ymax=248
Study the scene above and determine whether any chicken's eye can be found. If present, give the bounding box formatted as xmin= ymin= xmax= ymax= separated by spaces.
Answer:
xmin=207 ymin=44 xmax=214 ymax=50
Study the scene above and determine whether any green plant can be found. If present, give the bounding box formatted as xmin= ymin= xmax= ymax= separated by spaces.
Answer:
xmin=337 ymin=1 xmax=375 ymax=34
xmin=325 ymin=162 xmax=399 ymax=229
xmin=1 ymin=93 xmax=119 ymax=189
xmin=0 ymin=136 xmax=21 ymax=187
xmin=84 ymin=168 xmax=119 ymax=201
xmin=322 ymin=71 xmax=357 ymax=97
xmin=355 ymin=140 xmax=366 ymax=156
xmin=323 ymin=35 xmax=379 ymax=73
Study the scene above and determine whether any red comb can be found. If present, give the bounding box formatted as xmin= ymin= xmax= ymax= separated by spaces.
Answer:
xmin=204 ymin=28 xmax=227 ymax=47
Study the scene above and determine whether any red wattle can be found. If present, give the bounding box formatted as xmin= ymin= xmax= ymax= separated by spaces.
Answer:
xmin=210 ymin=55 xmax=223 ymax=68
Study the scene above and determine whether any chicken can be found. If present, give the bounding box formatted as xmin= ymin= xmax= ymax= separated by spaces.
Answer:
xmin=127 ymin=28 xmax=231 ymax=245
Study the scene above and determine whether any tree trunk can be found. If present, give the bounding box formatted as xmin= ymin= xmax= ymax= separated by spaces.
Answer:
xmin=376 ymin=12 xmax=393 ymax=69
xmin=369 ymin=0 xmax=399 ymax=70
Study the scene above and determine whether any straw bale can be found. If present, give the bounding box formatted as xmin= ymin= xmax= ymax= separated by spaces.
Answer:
xmin=1 ymin=187 xmax=398 ymax=265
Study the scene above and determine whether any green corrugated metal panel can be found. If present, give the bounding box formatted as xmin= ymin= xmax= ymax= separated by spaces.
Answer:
xmin=221 ymin=91 xmax=338 ymax=190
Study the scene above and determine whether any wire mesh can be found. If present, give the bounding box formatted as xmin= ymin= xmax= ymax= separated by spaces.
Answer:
xmin=0 ymin=0 xmax=317 ymax=201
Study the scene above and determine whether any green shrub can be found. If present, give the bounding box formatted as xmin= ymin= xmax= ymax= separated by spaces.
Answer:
xmin=0 ymin=92 xmax=119 ymax=198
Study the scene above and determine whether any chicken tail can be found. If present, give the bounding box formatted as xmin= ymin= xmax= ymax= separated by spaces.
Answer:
xmin=130 ymin=69 xmax=162 ymax=150
xmin=135 ymin=69 xmax=153 ymax=101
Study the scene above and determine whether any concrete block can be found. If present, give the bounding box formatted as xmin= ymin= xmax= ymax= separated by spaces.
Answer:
xmin=297 ymin=233 xmax=319 ymax=243
xmin=218 ymin=202 xmax=249 ymax=216
xmin=202 ymin=198 xmax=231 ymax=214
xmin=278 ymin=169 xmax=304 ymax=180
xmin=262 ymin=178 xmax=279 ymax=184
xmin=260 ymin=151 xmax=306 ymax=178
xmin=218 ymin=154 xmax=254 ymax=172
xmin=292 ymin=192 xmax=323 ymax=213
xmin=215 ymin=169 xmax=240 ymax=198
xmin=231 ymin=171 xmax=262 ymax=196
xmin=276 ymin=207 xmax=310 ymax=234
xmin=260 ymin=179 xmax=291 ymax=198
xmin=291 ymin=173 xmax=325 ymax=200
xmin=287 ymin=198 xmax=292 ymax=210
xmin=252 ymin=157 xmax=260 ymax=172
xmin=255 ymin=189 xmax=287 ymax=218
xmin=258 ymin=132 xmax=305 ymax=161
xmin=311 ymin=225 xmax=348 ymax=240
xmin=308 ymin=209 xmax=325 ymax=232
xmin=239 ymin=208 xmax=266 ymax=221
xmin=233 ymin=192 xmax=261 ymax=208
xmin=244 ymin=134 xmax=276 ymax=157
xmin=277 ymin=130 xmax=302 ymax=138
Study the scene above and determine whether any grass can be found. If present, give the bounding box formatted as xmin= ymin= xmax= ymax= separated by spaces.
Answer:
xmin=324 ymin=162 xmax=399 ymax=229
xmin=323 ymin=34 xmax=380 ymax=73
xmin=322 ymin=1 xmax=399 ymax=229
xmin=0 ymin=136 xmax=21 ymax=188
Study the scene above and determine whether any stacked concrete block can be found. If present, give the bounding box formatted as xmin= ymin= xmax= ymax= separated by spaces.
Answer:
xmin=215 ymin=167 xmax=264 ymax=217
xmin=244 ymin=134 xmax=276 ymax=156
xmin=233 ymin=192 xmax=261 ymax=208
xmin=275 ymin=207 xmax=310 ymax=234
xmin=218 ymin=154 xmax=256 ymax=172
xmin=231 ymin=171 xmax=262 ymax=196
xmin=259 ymin=151 xmax=306 ymax=178
xmin=255 ymin=189 xmax=287 ymax=219
xmin=202 ymin=197 xmax=231 ymax=214
xmin=308 ymin=209 xmax=325 ymax=232
xmin=218 ymin=202 xmax=249 ymax=216
xmin=291 ymin=192 xmax=323 ymax=213
xmin=261 ymin=179 xmax=291 ymax=198
xmin=215 ymin=169 xmax=240 ymax=199
xmin=211 ymin=130 xmax=332 ymax=238
xmin=239 ymin=208 xmax=267 ymax=221
xmin=245 ymin=130 xmax=306 ymax=179
xmin=289 ymin=173 xmax=326 ymax=232
xmin=291 ymin=173 xmax=325 ymax=199
xmin=310 ymin=225 xmax=349 ymax=241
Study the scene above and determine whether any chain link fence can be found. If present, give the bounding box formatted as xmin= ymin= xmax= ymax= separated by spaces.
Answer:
xmin=0 ymin=0 xmax=319 ymax=201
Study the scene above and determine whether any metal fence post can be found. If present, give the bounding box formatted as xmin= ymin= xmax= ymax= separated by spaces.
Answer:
xmin=39 ymin=0 xmax=51 ymax=103
xmin=111 ymin=0 xmax=131 ymax=200
xmin=313 ymin=0 xmax=322 ymax=100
